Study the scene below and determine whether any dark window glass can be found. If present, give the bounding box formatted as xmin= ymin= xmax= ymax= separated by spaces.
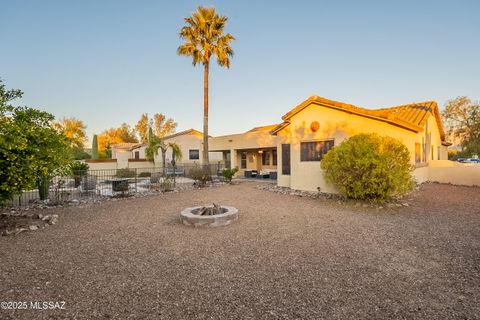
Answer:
xmin=262 ymin=151 xmax=270 ymax=165
xmin=241 ymin=152 xmax=247 ymax=169
xmin=189 ymin=149 xmax=199 ymax=160
xmin=282 ymin=144 xmax=290 ymax=175
xmin=300 ymin=140 xmax=334 ymax=161
xmin=272 ymin=149 xmax=277 ymax=166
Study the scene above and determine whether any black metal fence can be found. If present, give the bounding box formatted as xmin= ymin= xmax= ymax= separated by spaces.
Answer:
xmin=3 ymin=163 xmax=226 ymax=208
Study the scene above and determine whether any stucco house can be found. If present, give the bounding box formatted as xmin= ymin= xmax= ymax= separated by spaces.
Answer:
xmin=271 ymin=96 xmax=449 ymax=192
xmin=210 ymin=95 xmax=451 ymax=192
xmin=209 ymin=124 xmax=280 ymax=177
xmin=157 ymin=128 xmax=223 ymax=165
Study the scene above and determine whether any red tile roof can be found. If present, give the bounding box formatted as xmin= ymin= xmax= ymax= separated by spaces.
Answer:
xmin=271 ymin=96 xmax=446 ymax=141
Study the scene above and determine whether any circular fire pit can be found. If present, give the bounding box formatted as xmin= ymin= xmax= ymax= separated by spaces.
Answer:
xmin=180 ymin=204 xmax=238 ymax=227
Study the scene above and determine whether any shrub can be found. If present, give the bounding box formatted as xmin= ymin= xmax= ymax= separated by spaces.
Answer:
xmin=320 ymin=133 xmax=414 ymax=200
xmin=188 ymin=166 xmax=211 ymax=186
xmin=116 ymin=168 xmax=136 ymax=178
xmin=69 ymin=161 xmax=89 ymax=187
xmin=222 ymin=167 xmax=239 ymax=182
xmin=138 ymin=171 xmax=151 ymax=177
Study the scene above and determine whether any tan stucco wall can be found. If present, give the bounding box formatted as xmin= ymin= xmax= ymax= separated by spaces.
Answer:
xmin=156 ymin=133 xmax=222 ymax=165
xmin=428 ymin=160 xmax=480 ymax=186
xmin=276 ymin=103 xmax=447 ymax=192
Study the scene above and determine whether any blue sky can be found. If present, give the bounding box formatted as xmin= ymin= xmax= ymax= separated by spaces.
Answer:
xmin=1 ymin=0 xmax=479 ymax=140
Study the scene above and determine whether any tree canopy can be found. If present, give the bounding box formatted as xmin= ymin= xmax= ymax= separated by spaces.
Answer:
xmin=97 ymin=123 xmax=138 ymax=151
xmin=442 ymin=96 xmax=480 ymax=157
xmin=52 ymin=117 xmax=87 ymax=149
xmin=0 ymin=79 xmax=72 ymax=205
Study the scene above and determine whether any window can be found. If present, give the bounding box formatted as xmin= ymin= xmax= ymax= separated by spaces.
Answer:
xmin=241 ymin=152 xmax=247 ymax=169
xmin=438 ymin=146 xmax=441 ymax=160
xmin=282 ymin=144 xmax=290 ymax=175
xmin=415 ymin=143 xmax=421 ymax=163
xmin=189 ymin=149 xmax=199 ymax=160
xmin=262 ymin=151 xmax=270 ymax=166
xmin=431 ymin=145 xmax=434 ymax=160
xmin=421 ymin=137 xmax=426 ymax=162
xmin=134 ymin=151 xmax=140 ymax=160
xmin=300 ymin=140 xmax=334 ymax=161
xmin=272 ymin=149 xmax=277 ymax=166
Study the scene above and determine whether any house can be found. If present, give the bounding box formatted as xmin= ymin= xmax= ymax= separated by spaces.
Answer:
xmin=111 ymin=143 xmax=147 ymax=166
xmin=271 ymin=96 xmax=449 ymax=192
xmin=158 ymin=128 xmax=223 ymax=165
xmin=209 ymin=124 xmax=280 ymax=177
xmin=210 ymin=95 xmax=451 ymax=192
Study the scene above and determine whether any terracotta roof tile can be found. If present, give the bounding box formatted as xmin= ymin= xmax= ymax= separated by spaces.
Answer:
xmin=271 ymin=96 xmax=446 ymax=141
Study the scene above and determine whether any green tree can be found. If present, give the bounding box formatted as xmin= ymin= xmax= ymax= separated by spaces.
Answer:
xmin=442 ymin=96 xmax=480 ymax=157
xmin=0 ymin=80 xmax=72 ymax=204
xmin=178 ymin=6 xmax=235 ymax=167
xmin=145 ymin=126 xmax=182 ymax=169
xmin=320 ymin=134 xmax=414 ymax=200
xmin=91 ymin=134 xmax=99 ymax=160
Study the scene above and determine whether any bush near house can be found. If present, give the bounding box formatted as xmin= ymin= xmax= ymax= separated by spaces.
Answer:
xmin=222 ymin=167 xmax=239 ymax=182
xmin=321 ymin=133 xmax=414 ymax=200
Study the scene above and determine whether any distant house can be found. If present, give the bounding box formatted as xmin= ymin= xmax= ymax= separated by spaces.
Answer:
xmin=155 ymin=128 xmax=223 ymax=165
xmin=210 ymin=95 xmax=451 ymax=192
xmin=111 ymin=142 xmax=147 ymax=166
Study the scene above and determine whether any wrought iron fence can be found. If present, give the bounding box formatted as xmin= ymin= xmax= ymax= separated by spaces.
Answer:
xmin=3 ymin=163 xmax=226 ymax=208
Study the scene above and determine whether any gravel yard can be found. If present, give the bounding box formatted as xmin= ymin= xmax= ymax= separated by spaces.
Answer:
xmin=1 ymin=182 xmax=479 ymax=319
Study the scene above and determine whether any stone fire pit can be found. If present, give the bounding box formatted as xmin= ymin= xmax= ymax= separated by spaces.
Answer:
xmin=180 ymin=204 xmax=239 ymax=227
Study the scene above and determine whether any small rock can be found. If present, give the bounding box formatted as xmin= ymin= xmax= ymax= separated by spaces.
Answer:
xmin=29 ymin=225 xmax=39 ymax=231
xmin=402 ymin=203 xmax=409 ymax=207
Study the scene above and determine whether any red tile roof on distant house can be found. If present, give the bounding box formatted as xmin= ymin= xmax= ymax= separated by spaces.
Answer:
xmin=164 ymin=128 xmax=204 ymax=140
xmin=271 ymin=95 xmax=447 ymax=141
xmin=246 ymin=124 xmax=279 ymax=133
xmin=111 ymin=143 xmax=144 ymax=151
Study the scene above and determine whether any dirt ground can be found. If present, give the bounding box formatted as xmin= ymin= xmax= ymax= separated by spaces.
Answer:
xmin=1 ymin=182 xmax=479 ymax=319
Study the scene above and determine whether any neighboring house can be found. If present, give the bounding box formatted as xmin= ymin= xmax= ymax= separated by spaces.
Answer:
xmin=111 ymin=143 xmax=147 ymax=167
xmin=271 ymin=96 xmax=449 ymax=192
xmin=209 ymin=125 xmax=279 ymax=177
xmin=158 ymin=128 xmax=223 ymax=165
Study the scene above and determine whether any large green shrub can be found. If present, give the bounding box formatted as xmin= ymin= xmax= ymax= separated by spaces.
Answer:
xmin=0 ymin=80 xmax=73 ymax=204
xmin=320 ymin=133 xmax=414 ymax=200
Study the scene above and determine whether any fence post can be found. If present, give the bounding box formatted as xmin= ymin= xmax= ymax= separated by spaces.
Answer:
xmin=134 ymin=168 xmax=137 ymax=193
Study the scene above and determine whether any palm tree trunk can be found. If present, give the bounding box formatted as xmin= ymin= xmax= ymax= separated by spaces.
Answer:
xmin=203 ymin=61 xmax=210 ymax=171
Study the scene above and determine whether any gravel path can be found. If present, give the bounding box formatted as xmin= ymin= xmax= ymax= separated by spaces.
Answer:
xmin=1 ymin=182 xmax=479 ymax=319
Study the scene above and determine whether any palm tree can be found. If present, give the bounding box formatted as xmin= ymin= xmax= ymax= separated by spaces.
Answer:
xmin=177 ymin=6 xmax=235 ymax=169
xmin=146 ymin=127 xmax=182 ymax=171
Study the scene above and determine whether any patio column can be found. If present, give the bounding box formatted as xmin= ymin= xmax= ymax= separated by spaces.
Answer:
xmin=230 ymin=149 xmax=237 ymax=170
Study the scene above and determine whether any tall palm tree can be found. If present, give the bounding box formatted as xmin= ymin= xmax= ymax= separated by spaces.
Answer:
xmin=177 ymin=6 xmax=235 ymax=168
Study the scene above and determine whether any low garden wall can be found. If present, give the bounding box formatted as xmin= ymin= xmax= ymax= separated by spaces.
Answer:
xmin=428 ymin=160 xmax=480 ymax=186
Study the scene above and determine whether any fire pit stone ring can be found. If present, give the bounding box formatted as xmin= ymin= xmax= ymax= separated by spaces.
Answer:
xmin=180 ymin=205 xmax=239 ymax=227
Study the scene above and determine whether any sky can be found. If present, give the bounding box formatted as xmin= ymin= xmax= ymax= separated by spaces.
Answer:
xmin=1 ymin=0 xmax=479 ymax=141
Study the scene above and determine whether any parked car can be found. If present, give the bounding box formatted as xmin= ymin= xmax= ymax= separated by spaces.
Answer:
xmin=462 ymin=158 xmax=480 ymax=164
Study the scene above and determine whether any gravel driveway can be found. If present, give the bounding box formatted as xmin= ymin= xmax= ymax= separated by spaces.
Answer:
xmin=1 ymin=182 xmax=479 ymax=319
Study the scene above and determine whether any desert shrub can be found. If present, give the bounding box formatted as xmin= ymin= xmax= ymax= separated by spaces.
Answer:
xmin=159 ymin=175 xmax=175 ymax=192
xmin=69 ymin=161 xmax=89 ymax=187
xmin=222 ymin=167 xmax=239 ymax=182
xmin=116 ymin=168 xmax=136 ymax=178
xmin=320 ymin=133 xmax=414 ymax=200
xmin=188 ymin=166 xmax=211 ymax=186
xmin=138 ymin=171 xmax=151 ymax=177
